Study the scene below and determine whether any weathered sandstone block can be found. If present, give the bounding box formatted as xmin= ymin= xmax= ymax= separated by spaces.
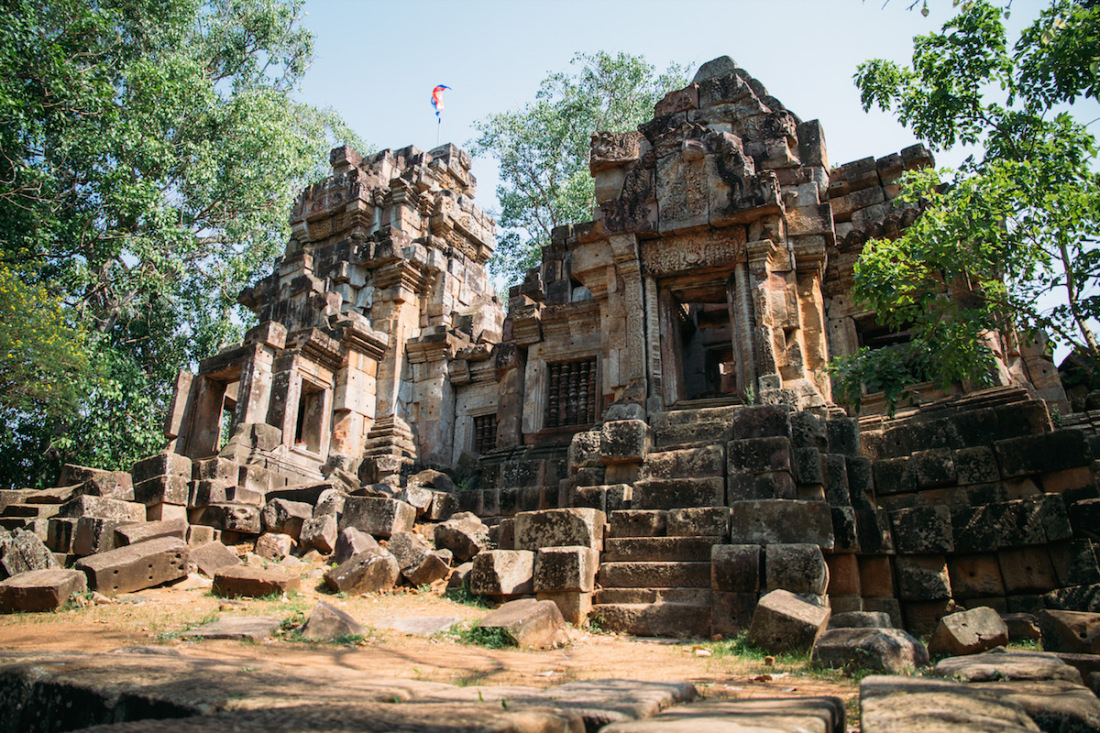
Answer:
xmin=470 ymin=549 xmax=535 ymax=597
xmin=748 ymin=589 xmax=830 ymax=654
xmin=75 ymin=537 xmax=187 ymax=595
xmin=0 ymin=568 xmax=86 ymax=613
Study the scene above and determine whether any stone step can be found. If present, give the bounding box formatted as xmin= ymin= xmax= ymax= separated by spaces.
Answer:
xmin=598 ymin=561 xmax=711 ymax=589
xmin=632 ymin=478 xmax=724 ymax=510
xmin=640 ymin=445 xmax=726 ymax=482
xmin=592 ymin=601 xmax=711 ymax=637
xmin=603 ymin=536 xmax=723 ymax=563
xmin=608 ymin=510 xmax=668 ymax=538
xmin=593 ymin=587 xmax=712 ymax=605
xmin=651 ymin=406 xmax=742 ymax=450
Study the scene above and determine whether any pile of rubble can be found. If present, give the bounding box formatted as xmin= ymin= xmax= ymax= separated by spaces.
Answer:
xmin=0 ymin=449 xmax=598 ymax=635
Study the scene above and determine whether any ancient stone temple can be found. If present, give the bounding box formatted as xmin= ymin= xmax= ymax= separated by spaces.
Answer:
xmin=17 ymin=56 xmax=1092 ymax=640
xmin=164 ymin=143 xmax=504 ymax=487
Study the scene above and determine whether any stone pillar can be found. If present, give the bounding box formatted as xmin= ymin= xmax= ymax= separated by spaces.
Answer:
xmin=644 ymin=276 xmax=664 ymax=413
xmin=407 ymin=330 xmax=457 ymax=467
xmin=607 ymin=234 xmax=647 ymax=410
xmin=330 ymin=348 xmax=379 ymax=467
xmin=495 ymin=342 xmax=526 ymax=448
xmin=235 ymin=321 xmax=286 ymax=426
xmin=266 ymin=351 xmax=303 ymax=449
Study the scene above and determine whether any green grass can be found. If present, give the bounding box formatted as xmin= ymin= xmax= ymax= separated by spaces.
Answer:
xmin=443 ymin=585 xmax=492 ymax=609
xmin=455 ymin=623 xmax=515 ymax=649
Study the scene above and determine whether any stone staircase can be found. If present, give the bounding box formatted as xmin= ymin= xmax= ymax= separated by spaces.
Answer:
xmin=591 ymin=406 xmax=742 ymax=636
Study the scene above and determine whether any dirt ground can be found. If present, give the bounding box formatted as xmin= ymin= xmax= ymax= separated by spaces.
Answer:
xmin=0 ymin=558 xmax=861 ymax=721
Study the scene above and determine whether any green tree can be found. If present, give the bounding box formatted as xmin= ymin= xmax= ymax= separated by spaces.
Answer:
xmin=470 ymin=52 xmax=689 ymax=286
xmin=0 ymin=0 xmax=361 ymax=488
xmin=831 ymin=0 xmax=1100 ymax=413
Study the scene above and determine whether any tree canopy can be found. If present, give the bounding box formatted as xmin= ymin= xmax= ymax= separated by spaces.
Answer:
xmin=0 ymin=0 xmax=360 ymax=488
xmin=831 ymin=0 xmax=1100 ymax=413
xmin=469 ymin=51 xmax=689 ymax=286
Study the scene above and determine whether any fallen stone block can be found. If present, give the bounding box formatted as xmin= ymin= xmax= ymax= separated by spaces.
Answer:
xmin=333 ymin=527 xmax=380 ymax=565
xmin=324 ymin=548 xmax=399 ymax=594
xmin=132 ymin=475 xmax=189 ymax=506
xmin=254 ymin=532 xmax=294 ymax=562
xmin=860 ymin=675 xmax=1040 ymax=733
xmin=1003 ymin=612 xmax=1042 ymax=643
xmin=188 ymin=541 xmax=240 ymax=577
xmin=747 ymin=588 xmax=830 ymax=654
xmin=387 ymin=531 xmax=432 ymax=576
xmin=764 ymin=543 xmax=828 ymax=595
xmin=301 ymin=601 xmax=366 ymax=641
xmin=476 ymin=597 xmax=567 ymax=648
xmin=260 ymin=498 xmax=312 ymax=539
xmin=812 ymin=627 xmax=929 ymax=673
xmin=394 ymin=486 xmax=433 ymax=518
xmin=0 ymin=568 xmax=86 ymax=613
xmin=928 ymin=606 xmax=1009 ymax=658
xmin=405 ymin=550 xmax=451 ymax=587
xmin=1039 ymin=609 xmax=1100 ymax=654
xmin=534 ymin=546 xmax=598 ymax=593
xmin=514 ymin=508 xmax=606 ymax=551
xmin=434 ymin=512 xmax=490 ymax=563
xmin=829 ymin=611 xmax=893 ymax=629
xmin=339 ymin=496 xmax=415 ymax=538
xmin=299 ymin=513 xmax=338 ymax=554
xmin=196 ymin=503 xmax=261 ymax=534
xmin=74 ymin=537 xmax=187 ymax=595
xmin=427 ymin=490 xmax=458 ymax=521
xmin=212 ymin=565 xmax=299 ymax=598
xmin=386 ymin=531 xmax=450 ymax=586
xmin=145 ymin=502 xmax=187 ymax=523
xmin=934 ymin=649 xmax=1084 ymax=684
xmin=447 ymin=561 xmax=473 ymax=592
xmin=114 ymin=518 xmax=186 ymax=546
xmin=72 ymin=517 xmax=120 ymax=557
xmin=55 ymin=496 xmax=146 ymax=523
xmin=131 ymin=452 xmax=191 ymax=484
xmin=470 ymin=549 xmax=535 ymax=597
xmin=61 ymin=466 xmax=134 ymax=500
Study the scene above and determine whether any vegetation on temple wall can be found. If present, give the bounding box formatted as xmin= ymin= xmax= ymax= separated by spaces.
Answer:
xmin=832 ymin=0 xmax=1100 ymax=413
xmin=470 ymin=52 xmax=689 ymax=287
xmin=0 ymin=0 xmax=360 ymax=488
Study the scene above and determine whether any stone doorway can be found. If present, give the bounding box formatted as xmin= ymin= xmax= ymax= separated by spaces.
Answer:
xmin=659 ymin=274 xmax=749 ymax=408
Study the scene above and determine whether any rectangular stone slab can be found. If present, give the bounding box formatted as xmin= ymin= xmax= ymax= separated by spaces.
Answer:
xmin=74 ymin=536 xmax=187 ymax=596
xmin=0 ymin=568 xmax=86 ymax=612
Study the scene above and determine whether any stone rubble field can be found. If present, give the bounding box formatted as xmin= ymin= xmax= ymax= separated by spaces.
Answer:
xmin=2 ymin=459 xmax=1099 ymax=732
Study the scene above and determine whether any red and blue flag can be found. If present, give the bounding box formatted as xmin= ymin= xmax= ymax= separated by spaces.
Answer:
xmin=431 ymin=85 xmax=450 ymax=118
